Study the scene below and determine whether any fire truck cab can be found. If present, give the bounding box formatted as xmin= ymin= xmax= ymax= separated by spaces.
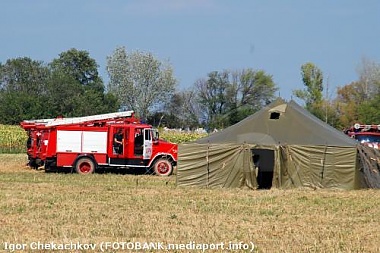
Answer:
xmin=21 ymin=112 xmax=177 ymax=176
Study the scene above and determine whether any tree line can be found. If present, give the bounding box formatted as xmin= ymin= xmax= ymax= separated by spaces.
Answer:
xmin=293 ymin=59 xmax=380 ymax=129
xmin=1 ymin=46 xmax=379 ymax=130
xmin=0 ymin=49 xmax=118 ymax=124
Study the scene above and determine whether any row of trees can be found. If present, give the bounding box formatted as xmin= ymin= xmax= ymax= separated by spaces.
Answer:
xmin=0 ymin=47 xmax=278 ymax=129
xmin=1 ymin=46 xmax=379 ymax=130
xmin=0 ymin=49 xmax=118 ymax=124
xmin=106 ymin=47 xmax=277 ymax=129
xmin=293 ymin=59 xmax=380 ymax=129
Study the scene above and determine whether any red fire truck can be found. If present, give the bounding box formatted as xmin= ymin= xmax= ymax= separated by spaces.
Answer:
xmin=20 ymin=112 xmax=177 ymax=176
xmin=344 ymin=123 xmax=380 ymax=149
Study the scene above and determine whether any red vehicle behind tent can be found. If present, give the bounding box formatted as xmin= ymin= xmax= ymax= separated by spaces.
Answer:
xmin=344 ymin=123 xmax=380 ymax=149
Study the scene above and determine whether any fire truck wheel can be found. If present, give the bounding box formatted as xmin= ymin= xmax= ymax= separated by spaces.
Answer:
xmin=75 ymin=157 xmax=95 ymax=175
xmin=153 ymin=158 xmax=173 ymax=176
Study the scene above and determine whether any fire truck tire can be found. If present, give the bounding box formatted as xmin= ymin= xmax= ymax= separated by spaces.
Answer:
xmin=153 ymin=158 xmax=173 ymax=176
xmin=75 ymin=157 xmax=95 ymax=175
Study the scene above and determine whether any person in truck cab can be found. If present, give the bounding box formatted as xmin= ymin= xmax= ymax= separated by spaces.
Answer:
xmin=113 ymin=128 xmax=124 ymax=154
xmin=134 ymin=129 xmax=144 ymax=155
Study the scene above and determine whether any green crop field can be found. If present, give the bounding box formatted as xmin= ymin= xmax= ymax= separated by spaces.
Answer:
xmin=1 ymin=154 xmax=380 ymax=253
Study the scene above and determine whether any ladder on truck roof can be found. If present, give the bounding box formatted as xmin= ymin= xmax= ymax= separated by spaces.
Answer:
xmin=22 ymin=118 xmax=55 ymax=124
xmin=45 ymin=111 xmax=135 ymax=127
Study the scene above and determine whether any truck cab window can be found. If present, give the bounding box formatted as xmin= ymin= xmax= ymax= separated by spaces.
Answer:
xmin=144 ymin=129 xmax=152 ymax=141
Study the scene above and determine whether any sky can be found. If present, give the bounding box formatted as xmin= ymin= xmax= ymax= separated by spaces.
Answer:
xmin=1 ymin=0 xmax=379 ymax=101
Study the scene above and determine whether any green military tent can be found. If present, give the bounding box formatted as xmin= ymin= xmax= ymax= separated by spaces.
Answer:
xmin=177 ymin=98 xmax=369 ymax=190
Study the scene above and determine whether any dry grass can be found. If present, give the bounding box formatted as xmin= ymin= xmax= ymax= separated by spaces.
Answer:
xmin=1 ymin=154 xmax=380 ymax=253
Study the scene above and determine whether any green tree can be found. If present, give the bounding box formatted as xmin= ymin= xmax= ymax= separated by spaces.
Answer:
xmin=50 ymin=48 xmax=102 ymax=88
xmin=357 ymin=94 xmax=380 ymax=123
xmin=161 ymin=90 xmax=201 ymax=129
xmin=237 ymin=69 xmax=277 ymax=122
xmin=195 ymin=71 xmax=230 ymax=129
xmin=49 ymin=48 xmax=118 ymax=117
xmin=43 ymin=71 xmax=84 ymax=117
xmin=107 ymin=46 xmax=177 ymax=120
xmin=357 ymin=57 xmax=380 ymax=99
xmin=293 ymin=62 xmax=324 ymax=119
xmin=354 ymin=59 xmax=380 ymax=124
xmin=0 ymin=57 xmax=49 ymax=124
xmin=335 ymin=81 xmax=366 ymax=127
xmin=195 ymin=69 xmax=277 ymax=129
xmin=334 ymin=58 xmax=380 ymax=127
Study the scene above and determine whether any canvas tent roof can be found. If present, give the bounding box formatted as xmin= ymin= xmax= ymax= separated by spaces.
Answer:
xmin=196 ymin=98 xmax=357 ymax=146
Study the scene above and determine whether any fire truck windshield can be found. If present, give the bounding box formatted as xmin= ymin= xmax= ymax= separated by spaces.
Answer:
xmin=355 ymin=135 xmax=380 ymax=144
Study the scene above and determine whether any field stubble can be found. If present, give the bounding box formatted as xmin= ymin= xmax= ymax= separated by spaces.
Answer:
xmin=0 ymin=154 xmax=380 ymax=252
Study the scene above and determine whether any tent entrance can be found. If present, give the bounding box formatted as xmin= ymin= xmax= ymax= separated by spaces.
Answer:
xmin=252 ymin=149 xmax=275 ymax=189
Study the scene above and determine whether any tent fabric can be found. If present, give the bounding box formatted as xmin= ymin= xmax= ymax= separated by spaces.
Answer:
xmin=177 ymin=98 xmax=366 ymax=190
xmin=178 ymin=143 xmax=361 ymax=189
xmin=177 ymin=143 xmax=258 ymax=189
xmin=278 ymin=145 xmax=360 ymax=189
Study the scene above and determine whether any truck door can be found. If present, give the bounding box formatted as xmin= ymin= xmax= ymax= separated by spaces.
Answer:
xmin=143 ymin=128 xmax=153 ymax=160
xmin=110 ymin=126 xmax=130 ymax=159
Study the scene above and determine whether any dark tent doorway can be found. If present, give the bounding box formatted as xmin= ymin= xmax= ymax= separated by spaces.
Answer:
xmin=252 ymin=149 xmax=275 ymax=189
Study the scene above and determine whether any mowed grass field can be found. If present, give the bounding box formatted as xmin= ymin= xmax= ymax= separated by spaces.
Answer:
xmin=1 ymin=154 xmax=380 ymax=252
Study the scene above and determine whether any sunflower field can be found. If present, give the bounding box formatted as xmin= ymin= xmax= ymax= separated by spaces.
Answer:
xmin=160 ymin=130 xmax=208 ymax=144
xmin=0 ymin=125 xmax=27 ymax=153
